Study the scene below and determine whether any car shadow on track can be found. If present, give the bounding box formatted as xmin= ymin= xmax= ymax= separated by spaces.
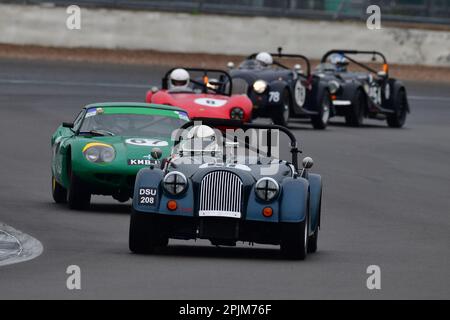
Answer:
xmin=328 ymin=121 xmax=392 ymax=129
xmin=145 ymin=244 xmax=325 ymax=261
xmin=150 ymin=245 xmax=283 ymax=260
xmin=48 ymin=202 xmax=131 ymax=215
xmin=87 ymin=203 xmax=131 ymax=214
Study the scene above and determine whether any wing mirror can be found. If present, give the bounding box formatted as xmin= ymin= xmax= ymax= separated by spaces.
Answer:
xmin=151 ymin=147 xmax=163 ymax=160
xmin=302 ymin=157 xmax=314 ymax=169
xmin=227 ymin=61 xmax=235 ymax=70
xmin=62 ymin=122 xmax=74 ymax=129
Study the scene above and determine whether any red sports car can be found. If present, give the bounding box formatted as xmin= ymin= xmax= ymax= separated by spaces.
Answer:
xmin=146 ymin=68 xmax=253 ymax=122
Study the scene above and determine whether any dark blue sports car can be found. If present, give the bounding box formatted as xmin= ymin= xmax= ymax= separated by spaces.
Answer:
xmin=129 ymin=119 xmax=323 ymax=260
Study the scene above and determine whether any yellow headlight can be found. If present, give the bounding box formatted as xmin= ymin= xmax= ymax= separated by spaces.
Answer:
xmin=83 ymin=143 xmax=115 ymax=163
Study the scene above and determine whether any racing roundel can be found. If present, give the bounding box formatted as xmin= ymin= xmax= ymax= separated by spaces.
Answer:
xmin=125 ymin=138 xmax=169 ymax=147
xmin=294 ymin=80 xmax=306 ymax=107
xmin=194 ymin=98 xmax=227 ymax=108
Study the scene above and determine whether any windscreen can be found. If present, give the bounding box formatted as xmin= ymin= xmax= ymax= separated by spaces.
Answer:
xmin=79 ymin=107 xmax=188 ymax=137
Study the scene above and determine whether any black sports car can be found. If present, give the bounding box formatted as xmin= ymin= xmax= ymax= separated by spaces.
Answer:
xmin=228 ymin=48 xmax=332 ymax=129
xmin=316 ymin=49 xmax=410 ymax=127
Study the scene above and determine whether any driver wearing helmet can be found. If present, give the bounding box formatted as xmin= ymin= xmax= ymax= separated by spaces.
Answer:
xmin=180 ymin=125 xmax=220 ymax=154
xmin=330 ymin=53 xmax=349 ymax=72
xmin=255 ymin=52 xmax=273 ymax=68
xmin=168 ymin=68 xmax=192 ymax=92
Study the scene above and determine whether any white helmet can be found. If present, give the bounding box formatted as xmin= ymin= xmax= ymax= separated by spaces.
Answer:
xmin=256 ymin=52 xmax=273 ymax=66
xmin=181 ymin=125 xmax=220 ymax=154
xmin=187 ymin=125 xmax=216 ymax=139
xmin=170 ymin=68 xmax=190 ymax=89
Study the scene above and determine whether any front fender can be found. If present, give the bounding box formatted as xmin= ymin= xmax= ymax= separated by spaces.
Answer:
xmin=145 ymin=90 xmax=154 ymax=103
xmin=133 ymin=168 xmax=195 ymax=217
xmin=338 ymin=81 xmax=363 ymax=101
xmin=249 ymin=80 xmax=288 ymax=108
xmin=307 ymin=173 xmax=322 ymax=231
xmin=279 ymin=177 xmax=309 ymax=223
xmin=268 ymin=80 xmax=289 ymax=105
xmin=388 ymin=79 xmax=410 ymax=113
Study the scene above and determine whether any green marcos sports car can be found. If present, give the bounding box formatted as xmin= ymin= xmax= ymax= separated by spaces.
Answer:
xmin=51 ymin=103 xmax=189 ymax=210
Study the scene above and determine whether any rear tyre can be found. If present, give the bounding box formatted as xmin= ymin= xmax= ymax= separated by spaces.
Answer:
xmin=129 ymin=211 xmax=168 ymax=254
xmin=281 ymin=214 xmax=308 ymax=260
xmin=387 ymin=89 xmax=408 ymax=128
xmin=307 ymin=227 xmax=319 ymax=254
xmin=52 ymin=176 xmax=67 ymax=204
xmin=345 ymin=89 xmax=365 ymax=127
xmin=272 ymin=89 xmax=291 ymax=127
xmin=311 ymin=92 xmax=331 ymax=130
xmin=67 ymin=171 xmax=91 ymax=210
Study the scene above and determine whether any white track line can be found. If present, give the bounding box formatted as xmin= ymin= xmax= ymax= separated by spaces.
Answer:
xmin=0 ymin=230 xmax=23 ymax=257
xmin=0 ymin=223 xmax=43 ymax=267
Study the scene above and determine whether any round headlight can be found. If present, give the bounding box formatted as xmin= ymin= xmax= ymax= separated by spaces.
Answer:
xmin=253 ymin=80 xmax=267 ymax=94
xmin=163 ymin=171 xmax=188 ymax=195
xmin=328 ymin=80 xmax=340 ymax=94
xmin=230 ymin=107 xmax=245 ymax=120
xmin=100 ymin=147 xmax=115 ymax=163
xmin=83 ymin=143 xmax=115 ymax=163
xmin=85 ymin=147 xmax=100 ymax=162
xmin=255 ymin=177 xmax=279 ymax=202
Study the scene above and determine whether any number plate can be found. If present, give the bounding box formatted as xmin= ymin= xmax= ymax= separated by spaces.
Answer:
xmin=138 ymin=188 xmax=157 ymax=206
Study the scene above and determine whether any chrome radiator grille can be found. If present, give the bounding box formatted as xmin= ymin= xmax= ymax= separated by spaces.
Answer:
xmin=199 ymin=171 xmax=243 ymax=218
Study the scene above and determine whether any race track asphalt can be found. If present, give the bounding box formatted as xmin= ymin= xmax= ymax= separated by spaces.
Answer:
xmin=0 ymin=58 xmax=449 ymax=299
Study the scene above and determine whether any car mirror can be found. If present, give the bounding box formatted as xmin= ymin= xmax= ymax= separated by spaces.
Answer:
xmin=302 ymin=157 xmax=314 ymax=169
xmin=151 ymin=147 xmax=163 ymax=160
xmin=62 ymin=122 xmax=74 ymax=129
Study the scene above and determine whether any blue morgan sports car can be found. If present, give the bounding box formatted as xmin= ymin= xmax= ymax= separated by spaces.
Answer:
xmin=129 ymin=119 xmax=323 ymax=259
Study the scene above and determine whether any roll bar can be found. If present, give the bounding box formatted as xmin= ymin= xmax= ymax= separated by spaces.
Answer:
xmin=174 ymin=118 xmax=302 ymax=170
xmin=247 ymin=47 xmax=311 ymax=77
xmin=320 ymin=49 xmax=389 ymax=75
xmin=162 ymin=68 xmax=233 ymax=96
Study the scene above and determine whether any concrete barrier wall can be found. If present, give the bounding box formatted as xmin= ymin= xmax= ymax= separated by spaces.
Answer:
xmin=0 ymin=4 xmax=449 ymax=66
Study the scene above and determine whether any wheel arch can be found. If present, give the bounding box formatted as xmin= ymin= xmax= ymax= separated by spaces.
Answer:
xmin=279 ymin=177 xmax=309 ymax=223
xmin=389 ymin=79 xmax=410 ymax=113
xmin=307 ymin=173 xmax=322 ymax=232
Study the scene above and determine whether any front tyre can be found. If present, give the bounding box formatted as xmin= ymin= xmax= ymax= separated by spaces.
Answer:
xmin=272 ymin=89 xmax=291 ymax=127
xmin=67 ymin=171 xmax=91 ymax=210
xmin=311 ymin=92 xmax=331 ymax=129
xmin=345 ymin=89 xmax=365 ymax=127
xmin=52 ymin=176 xmax=67 ymax=204
xmin=280 ymin=214 xmax=308 ymax=260
xmin=307 ymin=227 xmax=319 ymax=254
xmin=387 ymin=89 xmax=408 ymax=128
xmin=129 ymin=211 xmax=168 ymax=254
